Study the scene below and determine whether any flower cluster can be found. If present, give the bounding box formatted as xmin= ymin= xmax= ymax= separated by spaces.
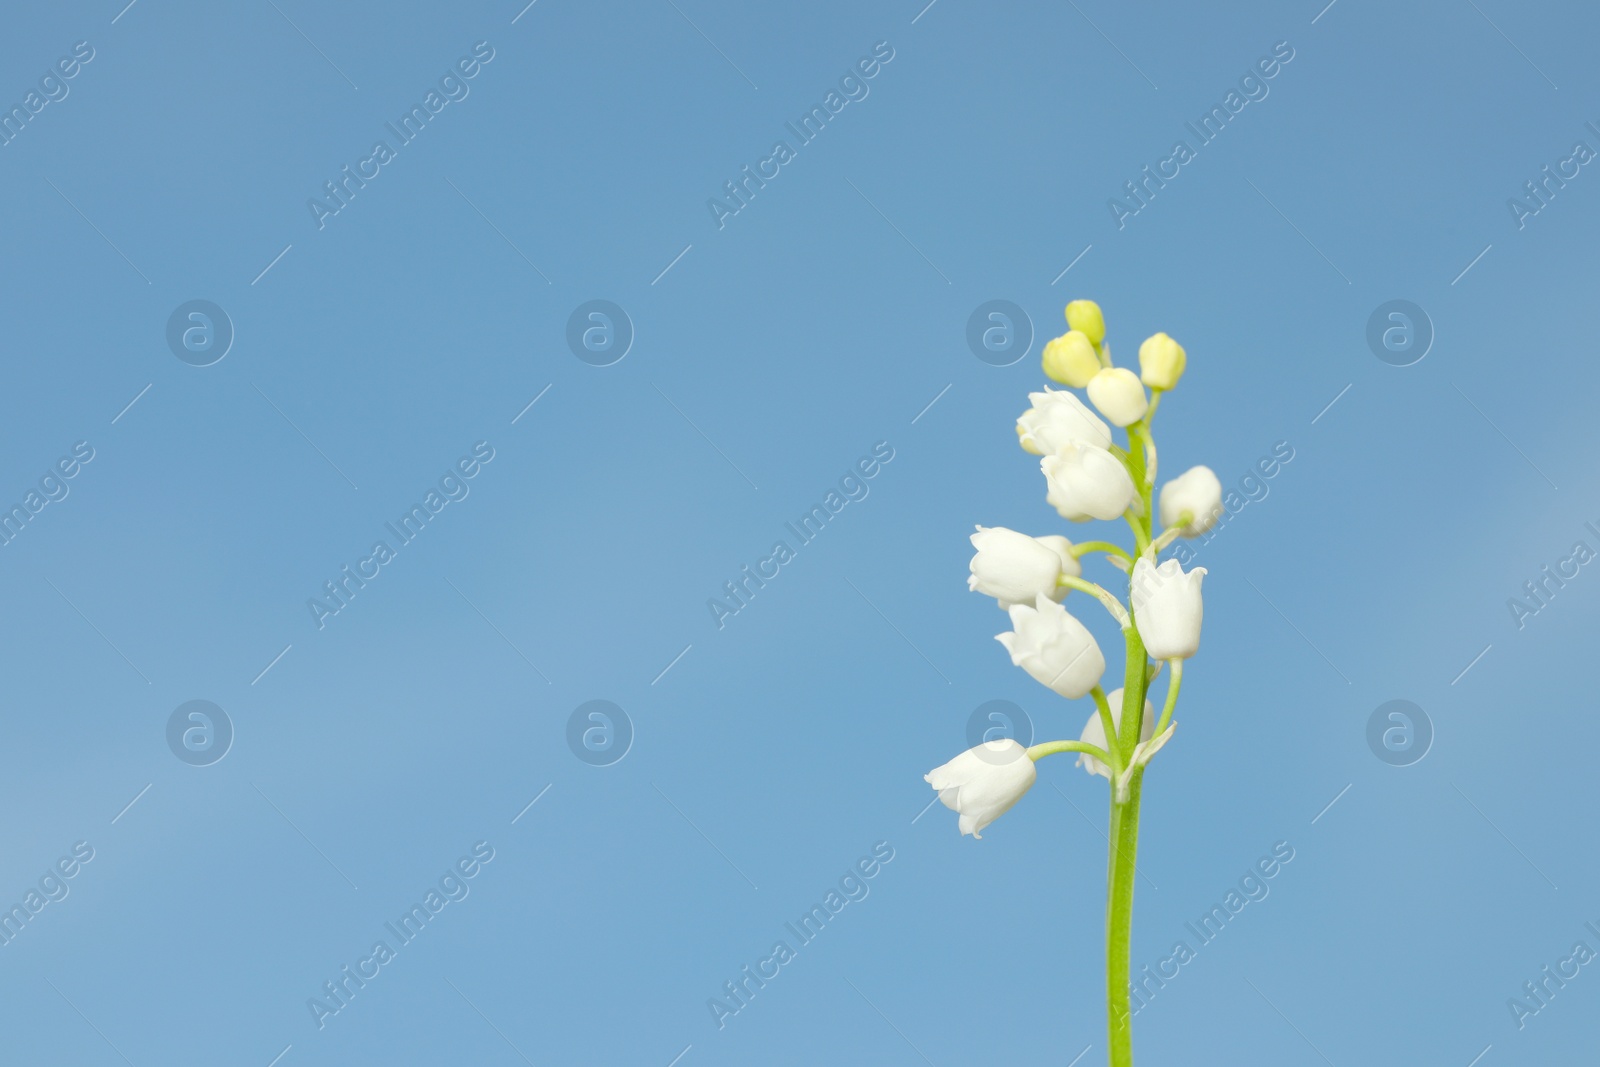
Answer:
xmin=926 ymin=300 xmax=1214 ymax=837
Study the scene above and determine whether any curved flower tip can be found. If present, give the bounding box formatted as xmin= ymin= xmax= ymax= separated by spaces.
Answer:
xmin=924 ymin=739 xmax=1036 ymax=839
xmin=1130 ymin=558 xmax=1206 ymax=661
xmin=967 ymin=526 xmax=1081 ymax=608
xmin=996 ymin=594 xmax=1106 ymax=699
xmin=1016 ymin=388 xmax=1111 ymax=455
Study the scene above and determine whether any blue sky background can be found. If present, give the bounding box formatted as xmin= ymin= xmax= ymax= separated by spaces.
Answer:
xmin=1 ymin=1 xmax=1596 ymax=1064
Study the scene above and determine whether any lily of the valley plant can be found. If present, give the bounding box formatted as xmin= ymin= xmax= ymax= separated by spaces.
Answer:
xmin=926 ymin=300 xmax=1217 ymax=1067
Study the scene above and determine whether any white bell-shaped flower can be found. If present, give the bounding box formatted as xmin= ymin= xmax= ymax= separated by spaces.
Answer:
xmin=1158 ymin=465 xmax=1223 ymax=537
xmin=1130 ymin=558 xmax=1207 ymax=660
xmin=967 ymin=526 xmax=1081 ymax=608
xmin=1042 ymin=442 xmax=1136 ymax=522
xmin=924 ymin=739 xmax=1037 ymax=839
xmin=1017 ymin=388 xmax=1112 ymax=455
xmin=996 ymin=594 xmax=1106 ymax=699
xmin=1076 ymin=689 xmax=1156 ymax=778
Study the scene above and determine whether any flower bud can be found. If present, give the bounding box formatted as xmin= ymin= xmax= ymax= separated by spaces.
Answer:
xmin=1086 ymin=367 xmax=1148 ymax=427
xmin=1158 ymin=465 xmax=1223 ymax=537
xmin=1042 ymin=442 xmax=1135 ymax=522
xmin=1138 ymin=332 xmax=1186 ymax=390
xmin=967 ymin=526 xmax=1081 ymax=608
xmin=1065 ymin=300 xmax=1105 ymax=346
xmin=1016 ymin=388 xmax=1111 ymax=455
xmin=1130 ymin=558 xmax=1206 ymax=660
xmin=1041 ymin=331 xmax=1100 ymax=388
xmin=924 ymin=739 xmax=1036 ymax=839
xmin=995 ymin=594 xmax=1106 ymax=699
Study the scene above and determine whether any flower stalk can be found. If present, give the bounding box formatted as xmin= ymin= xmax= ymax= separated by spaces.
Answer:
xmin=1107 ymin=481 xmax=1153 ymax=1067
xmin=931 ymin=299 xmax=1211 ymax=1066
xmin=1106 ymin=764 xmax=1145 ymax=1064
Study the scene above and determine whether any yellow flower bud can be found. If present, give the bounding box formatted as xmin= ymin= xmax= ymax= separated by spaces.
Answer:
xmin=1064 ymin=300 xmax=1105 ymax=347
xmin=1138 ymin=332 xmax=1186 ymax=390
xmin=1041 ymin=331 xmax=1101 ymax=388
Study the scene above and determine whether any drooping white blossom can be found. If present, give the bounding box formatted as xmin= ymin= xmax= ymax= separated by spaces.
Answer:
xmin=996 ymin=593 xmax=1106 ymax=699
xmin=924 ymin=739 xmax=1037 ymax=839
xmin=1131 ymin=558 xmax=1206 ymax=660
xmin=1042 ymin=442 xmax=1136 ymax=522
xmin=968 ymin=526 xmax=1081 ymax=608
xmin=1017 ymin=388 xmax=1112 ymax=455
xmin=1158 ymin=465 xmax=1223 ymax=537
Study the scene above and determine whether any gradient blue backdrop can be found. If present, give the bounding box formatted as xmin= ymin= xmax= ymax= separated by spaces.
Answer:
xmin=1 ymin=1 xmax=1595 ymax=1064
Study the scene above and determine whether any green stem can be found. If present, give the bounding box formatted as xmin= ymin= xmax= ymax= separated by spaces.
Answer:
xmin=1125 ymin=422 xmax=1158 ymax=509
xmin=1025 ymin=739 xmax=1110 ymax=763
xmin=1116 ymin=622 xmax=1150 ymax=757
xmin=1122 ymin=512 xmax=1151 ymax=556
xmin=1107 ymin=489 xmax=1153 ymax=1067
xmin=1123 ymin=422 xmax=1147 ymax=493
xmin=1070 ymin=540 xmax=1135 ymax=566
xmin=1106 ymin=767 xmax=1144 ymax=1067
xmin=1155 ymin=659 xmax=1182 ymax=736
xmin=1150 ymin=516 xmax=1192 ymax=555
xmin=1091 ymin=685 xmax=1121 ymax=775
xmin=1058 ymin=575 xmax=1132 ymax=629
